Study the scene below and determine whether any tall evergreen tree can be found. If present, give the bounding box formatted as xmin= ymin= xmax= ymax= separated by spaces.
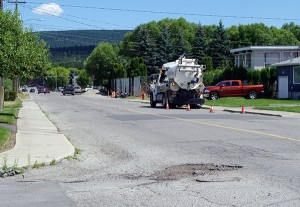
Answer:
xmin=172 ymin=29 xmax=187 ymax=59
xmin=192 ymin=23 xmax=207 ymax=61
xmin=156 ymin=24 xmax=175 ymax=68
xmin=135 ymin=26 xmax=159 ymax=75
xmin=209 ymin=20 xmax=230 ymax=68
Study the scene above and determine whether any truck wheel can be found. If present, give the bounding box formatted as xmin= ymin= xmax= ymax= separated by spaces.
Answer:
xmin=248 ymin=91 xmax=257 ymax=99
xmin=190 ymin=104 xmax=201 ymax=109
xmin=150 ymin=93 xmax=157 ymax=108
xmin=162 ymin=93 xmax=168 ymax=108
xmin=210 ymin=92 xmax=218 ymax=100
xmin=169 ymin=103 xmax=176 ymax=109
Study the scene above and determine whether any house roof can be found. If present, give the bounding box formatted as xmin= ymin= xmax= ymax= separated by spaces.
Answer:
xmin=271 ymin=57 xmax=300 ymax=67
xmin=230 ymin=46 xmax=300 ymax=53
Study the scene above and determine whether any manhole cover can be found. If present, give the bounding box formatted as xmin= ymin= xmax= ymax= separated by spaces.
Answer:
xmin=151 ymin=163 xmax=242 ymax=181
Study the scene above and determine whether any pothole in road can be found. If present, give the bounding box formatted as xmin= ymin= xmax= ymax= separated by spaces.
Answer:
xmin=150 ymin=163 xmax=242 ymax=181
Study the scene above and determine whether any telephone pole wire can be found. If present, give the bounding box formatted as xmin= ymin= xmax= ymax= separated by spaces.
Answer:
xmin=8 ymin=0 xmax=26 ymax=12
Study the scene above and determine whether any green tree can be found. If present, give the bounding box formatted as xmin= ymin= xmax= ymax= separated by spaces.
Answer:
xmin=209 ymin=20 xmax=230 ymax=68
xmin=45 ymin=67 xmax=70 ymax=90
xmin=113 ymin=63 xmax=127 ymax=78
xmin=192 ymin=23 xmax=207 ymax=61
xmin=0 ymin=11 xmax=50 ymax=106
xmin=168 ymin=18 xmax=194 ymax=56
xmin=127 ymin=57 xmax=147 ymax=77
xmin=77 ymin=70 xmax=92 ymax=87
xmin=156 ymin=23 xmax=175 ymax=67
xmin=134 ymin=26 xmax=158 ymax=74
xmin=85 ymin=42 xmax=118 ymax=87
xmin=202 ymin=56 xmax=213 ymax=71
xmin=271 ymin=27 xmax=300 ymax=45
xmin=282 ymin=22 xmax=300 ymax=42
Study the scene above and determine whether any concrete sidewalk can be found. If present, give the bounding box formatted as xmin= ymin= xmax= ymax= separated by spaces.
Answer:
xmin=0 ymin=99 xmax=75 ymax=168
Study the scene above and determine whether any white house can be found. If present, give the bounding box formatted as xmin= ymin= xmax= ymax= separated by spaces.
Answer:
xmin=230 ymin=46 xmax=300 ymax=70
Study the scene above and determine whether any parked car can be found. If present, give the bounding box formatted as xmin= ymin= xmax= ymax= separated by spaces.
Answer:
xmin=37 ymin=86 xmax=45 ymax=94
xmin=203 ymin=80 xmax=264 ymax=100
xmin=30 ymin=88 xmax=35 ymax=93
xmin=44 ymin=88 xmax=50 ymax=94
xmin=22 ymin=88 xmax=28 ymax=92
xmin=37 ymin=86 xmax=50 ymax=94
xmin=58 ymin=87 xmax=64 ymax=92
xmin=63 ymin=85 xmax=75 ymax=96
xmin=74 ymin=86 xmax=82 ymax=93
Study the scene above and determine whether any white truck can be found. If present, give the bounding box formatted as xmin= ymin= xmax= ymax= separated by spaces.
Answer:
xmin=149 ymin=55 xmax=206 ymax=108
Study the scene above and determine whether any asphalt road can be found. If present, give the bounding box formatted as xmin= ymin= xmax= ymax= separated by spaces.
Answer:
xmin=1 ymin=92 xmax=300 ymax=207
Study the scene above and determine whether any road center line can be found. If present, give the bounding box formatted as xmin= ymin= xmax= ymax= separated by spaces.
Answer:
xmin=116 ymin=106 xmax=300 ymax=142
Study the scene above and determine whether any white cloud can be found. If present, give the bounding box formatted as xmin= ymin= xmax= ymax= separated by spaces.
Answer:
xmin=32 ymin=3 xmax=63 ymax=16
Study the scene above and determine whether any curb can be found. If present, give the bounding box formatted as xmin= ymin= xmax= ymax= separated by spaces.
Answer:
xmin=128 ymin=100 xmax=288 ymax=117
xmin=223 ymin=109 xmax=282 ymax=117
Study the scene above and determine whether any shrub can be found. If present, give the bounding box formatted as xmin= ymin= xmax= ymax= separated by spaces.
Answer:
xmin=247 ymin=70 xmax=261 ymax=85
xmin=9 ymin=92 xmax=17 ymax=101
xmin=4 ymin=91 xmax=17 ymax=101
xmin=203 ymin=69 xmax=223 ymax=86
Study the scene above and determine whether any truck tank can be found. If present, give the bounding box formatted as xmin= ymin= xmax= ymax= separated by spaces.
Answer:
xmin=149 ymin=56 xmax=206 ymax=108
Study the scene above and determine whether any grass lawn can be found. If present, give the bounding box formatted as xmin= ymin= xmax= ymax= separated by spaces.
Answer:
xmin=18 ymin=93 xmax=30 ymax=100
xmin=0 ymin=98 xmax=22 ymax=149
xmin=0 ymin=126 xmax=11 ymax=149
xmin=205 ymin=97 xmax=300 ymax=113
xmin=254 ymin=106 xmax=300 ymax=113
xmin=0 ymin=98 xmax=22 ymax=124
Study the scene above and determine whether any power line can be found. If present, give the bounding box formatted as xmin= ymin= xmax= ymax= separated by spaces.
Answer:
xmin=21 ymin=4 xmax=134 ymax=30
xmin=26 ymin=2 xmax=300 ymax=22
xmin=21 ymin=4 xmax=107 ymax=30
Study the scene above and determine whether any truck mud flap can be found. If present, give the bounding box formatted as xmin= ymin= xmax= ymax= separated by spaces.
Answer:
xmin=188 ymin=98 xmax=205 ymax=105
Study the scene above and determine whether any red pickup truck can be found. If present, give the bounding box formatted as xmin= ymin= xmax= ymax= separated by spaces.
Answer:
xmin=203 ymin=80 xmax=264 ymax=100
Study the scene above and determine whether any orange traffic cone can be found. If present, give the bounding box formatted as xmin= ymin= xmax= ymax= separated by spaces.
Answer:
xmin=209 ymin=105 xmax=214 ymax=113
xmin=186 ymin=104 xmax=191 ymax=111
xmin=241 ymin=105 xmax=245 ymax=114
xmin=166 ymin=103 xmax=170 ymax=110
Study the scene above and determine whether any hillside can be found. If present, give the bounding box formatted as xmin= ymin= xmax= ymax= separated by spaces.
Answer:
xmin=38 ymin=30 xmax=130 ymax=68
xmin=38 ymin=30 xmax=130 ymax=48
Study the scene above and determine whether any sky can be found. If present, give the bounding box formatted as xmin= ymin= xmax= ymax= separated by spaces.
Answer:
xmin=3 ymin=0 xmax=300 ymax=31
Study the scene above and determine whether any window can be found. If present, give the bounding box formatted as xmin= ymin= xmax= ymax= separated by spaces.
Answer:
xmin=294 ymin=66 xmax=300 ymax=84
xmin=232 ymin=81 xmax=239 ymax=86
xmin=238 ymin=54 xmax=245 ymax=67
xmin=224 ymin=82 xmax=231 ymax=86
xmin=283 ymin=52 xmax=299 ymax=61
xmin=246 ymin=53 xmax=251 ymax=68
xmin=265 ymin=52 xmax=280 ymax=65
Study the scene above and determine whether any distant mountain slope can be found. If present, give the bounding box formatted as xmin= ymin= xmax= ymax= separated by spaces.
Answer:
xmin=37 ymin=30 xmax=131 ymax=68
xmin=38 ymin=30 xmax=130 ymax=48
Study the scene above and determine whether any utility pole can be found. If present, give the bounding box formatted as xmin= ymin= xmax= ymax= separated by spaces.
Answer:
xmin=8 ymin=0 xmax=26 ymax=13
